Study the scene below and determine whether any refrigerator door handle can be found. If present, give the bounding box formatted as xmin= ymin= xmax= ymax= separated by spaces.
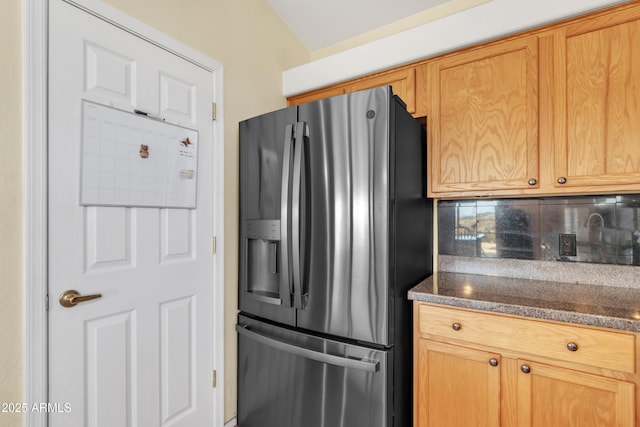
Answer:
xmin=236 ymin=323 xmax=380 ymax=372
xmin=291 ymin=122 xmax=308 ymax=310
xmin=280 ymin=124 xmax=294 ymax=307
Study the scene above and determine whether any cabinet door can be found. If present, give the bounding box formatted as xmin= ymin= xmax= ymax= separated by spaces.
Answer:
xmin=350 ymin=67 xmax=416 ymax=114
xmin=517 ymin=360 xmax=635 ymax=427
xmin=427 ymin=37 xmax=539 ymax=196
xmin=552 ymin=6 xmax=640 ymax=191
xmin=287 ymin=85 xmax=346 ymax=106
xmin=415 ymin=339 xmax=500 ymax=427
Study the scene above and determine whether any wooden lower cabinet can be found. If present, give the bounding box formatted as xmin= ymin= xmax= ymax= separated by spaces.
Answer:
xmin=517 ymin=360 xmax=635 ymax=426
xmin=416 ymin=340 xmax=501 ymax=427
xmin=414 ymin=302 xmax=638 ymax=427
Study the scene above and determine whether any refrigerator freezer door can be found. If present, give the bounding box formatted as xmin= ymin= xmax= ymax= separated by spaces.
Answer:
xmin=296 ymin=87 xmax=392 ymax=345
xmin=237 ymin=314 xmax=391 ymax=427
xmin=239 ymin=107 xmax=298 ymax=326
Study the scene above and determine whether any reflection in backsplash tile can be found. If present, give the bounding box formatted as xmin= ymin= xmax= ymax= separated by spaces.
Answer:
xmin=438 ymin=195 xmax=640 ymax=266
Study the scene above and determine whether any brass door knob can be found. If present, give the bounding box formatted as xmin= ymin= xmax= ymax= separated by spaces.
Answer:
xmin=59 ymin=290 xmax=102 ymax=308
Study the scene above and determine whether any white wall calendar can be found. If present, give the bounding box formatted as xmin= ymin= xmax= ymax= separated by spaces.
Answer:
xmin=80 ymin=100 xmax=199 ymax=208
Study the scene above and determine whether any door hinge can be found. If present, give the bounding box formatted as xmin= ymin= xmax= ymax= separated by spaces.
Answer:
xmin=211 ymin=102 xmax=217 ymax=121
xmin=212 ymin=236 xmax=217 ymax=254
xmin=212 ymin=370 xmax=217 ymax=388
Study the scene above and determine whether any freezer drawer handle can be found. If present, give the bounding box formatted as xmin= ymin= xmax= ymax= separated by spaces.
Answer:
xmin=236 ymin=324 xmax=380 ymax=373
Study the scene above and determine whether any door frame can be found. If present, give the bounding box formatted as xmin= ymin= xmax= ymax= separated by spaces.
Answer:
xmin=23 ymin=1 xmax=225 ymax=425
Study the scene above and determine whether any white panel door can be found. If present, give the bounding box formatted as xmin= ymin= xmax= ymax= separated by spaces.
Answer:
xmin=48 ymin=1 xmax=217 ymax=426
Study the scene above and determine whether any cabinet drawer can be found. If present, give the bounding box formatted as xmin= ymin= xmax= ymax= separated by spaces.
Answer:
xmin=417 ymin=303 xmax=636 ymax=373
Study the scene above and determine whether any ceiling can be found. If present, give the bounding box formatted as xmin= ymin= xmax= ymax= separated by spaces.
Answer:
xmin=267 ymin=0 xmax=452 ymax=52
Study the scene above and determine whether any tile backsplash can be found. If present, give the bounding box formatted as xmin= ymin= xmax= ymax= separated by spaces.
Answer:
xmin=438 ymin=195 xmax=640 ymax=266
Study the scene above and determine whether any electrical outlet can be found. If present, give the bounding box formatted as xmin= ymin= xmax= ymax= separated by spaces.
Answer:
xmin=559 ymin=233 xmax=577 ymax=257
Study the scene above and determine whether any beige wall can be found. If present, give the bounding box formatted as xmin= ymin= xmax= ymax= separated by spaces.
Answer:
xmin=0 ymin=2 xmax=23 ymax=427
xmin=2 ymin=0 xmax=308 ymax=424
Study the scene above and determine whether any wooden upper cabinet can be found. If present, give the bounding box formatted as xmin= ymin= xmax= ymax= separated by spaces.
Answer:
xmin=426 ymin=36 xmax=540 ymax=197
xmin=287 ymin=85 xmax=346 ymax=107
xmin=349 ymin=67 xmax=417 ymax=114
xmin=551 ymin=6 xmax=640 ymax=192
xmin=287 ymin=65 xmax=422 ymax=116
xmin=287 ymin=2 xmax=640 ymax=198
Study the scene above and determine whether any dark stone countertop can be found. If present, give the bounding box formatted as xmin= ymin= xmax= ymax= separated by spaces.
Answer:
xmin=408 ymin=272 xmax=640 ymax=332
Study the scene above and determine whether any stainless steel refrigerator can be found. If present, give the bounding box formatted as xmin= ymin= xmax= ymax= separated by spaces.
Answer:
xmin=237 ymin=86 xmax=433 ymax=427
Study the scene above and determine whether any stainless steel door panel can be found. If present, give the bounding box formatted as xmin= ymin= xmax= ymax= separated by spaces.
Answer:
xmin=237 ymin=315 xmax=391 ymax=427
xmin=239 ymin=107 xmax=298 ymax=326
xmin=296 ymin=87 xmax=391 ymax=345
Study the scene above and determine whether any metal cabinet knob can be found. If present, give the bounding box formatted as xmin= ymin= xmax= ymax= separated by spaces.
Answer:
xmin=452 ymin=322 xmax=461 ymax=331
xmin=489 ymin=358 xmax=499 ymax=367
xmin=521 ymin=365 xmax=531 ymax=374
xmin=567 ymin=342 xmax=579 ymax=352
xmin=557 ymin=177 xmax=567 ymax=184
xmin=528 ymin=178 xmax=537 ymax=186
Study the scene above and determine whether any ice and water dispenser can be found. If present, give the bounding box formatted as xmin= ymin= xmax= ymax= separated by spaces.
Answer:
xmin=245 ymin=219 xmax=282 ymax=304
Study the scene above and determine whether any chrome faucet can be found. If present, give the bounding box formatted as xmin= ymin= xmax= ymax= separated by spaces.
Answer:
xmin=585 ymin=212 xmax=605 ymax=227
xmin=585 ymin=212 xmax=604 ymax=247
